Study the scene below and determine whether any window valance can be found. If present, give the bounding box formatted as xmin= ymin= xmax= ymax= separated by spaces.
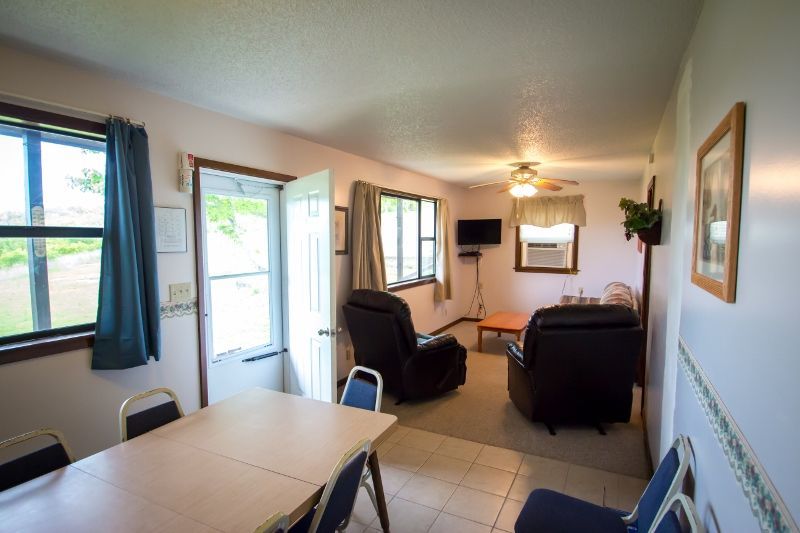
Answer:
xmin=509 ymin=194 xmax=586 ymax=228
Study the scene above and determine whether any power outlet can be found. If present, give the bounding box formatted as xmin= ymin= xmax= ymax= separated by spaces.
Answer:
xmin=345 ymin=346 xmax=353 ymax=361
xmin=169 ymin=282 xmax=191 ymax=302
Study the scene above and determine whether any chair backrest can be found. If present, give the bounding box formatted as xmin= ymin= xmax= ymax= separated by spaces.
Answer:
xmin=308 ymin=439 xmax=371 ymax=533
xmin=346 ymin=289 xmax=418 ymax=353
xmin=523 ymin=304 xmax=643 ymax=367
xmin=343 ymin=290 xmax=418 ymax=394
xmin=0 ymin=428 xmax=75 ymax=492
xmin=521 ymin=304 xmax=643 ymax=423
xmin=253 ymin=512 xmax=289 ymax=533
xmin=119 ymin=387 xmax=185 ymax=442
xmin=653 ymin=494 xmax=704 ymax=533
xmin=340 ymin=366 xmax=383 ymax=412
xmin=624 ymin=435 xmax=693 ymax=532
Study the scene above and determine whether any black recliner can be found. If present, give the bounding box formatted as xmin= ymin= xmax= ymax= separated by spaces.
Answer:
xmin=343 ymin=289 xmax=467 ymax=401
xmin=506 ymin=304 xmax=642 ymax=434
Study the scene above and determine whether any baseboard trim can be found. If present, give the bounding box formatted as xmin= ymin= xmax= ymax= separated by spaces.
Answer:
xmin=430 ymin=317 xmax=468 ymax=335
xmin=640 ymin=402 xmax=655 ymax=476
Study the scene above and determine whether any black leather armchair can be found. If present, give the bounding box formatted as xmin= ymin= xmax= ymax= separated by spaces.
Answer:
xmin=506 ymin=304 xmax=643 ymax=434
xmin=343 ymin=289 xmax=467 ymax=401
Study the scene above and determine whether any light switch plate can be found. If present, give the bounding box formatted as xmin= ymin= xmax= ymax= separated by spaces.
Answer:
xmin=169 ymin=282 xmax=191 ymax=302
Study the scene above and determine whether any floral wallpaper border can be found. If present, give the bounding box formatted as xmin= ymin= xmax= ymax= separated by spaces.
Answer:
xmin=160 ymin=298 xmax=198 ymax=319
xmin=678 ymin=337 xmax=797 ymax=533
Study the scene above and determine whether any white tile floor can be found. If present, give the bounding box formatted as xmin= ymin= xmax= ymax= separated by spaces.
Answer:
xmin=355 ymin=426 xmax=649 ymax=533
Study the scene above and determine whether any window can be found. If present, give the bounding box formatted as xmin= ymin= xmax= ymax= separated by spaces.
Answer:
xmin=514 ymin=223 xmax=579 ymax=274
xmin=0 ymin=103 xmax=106 ymax=347
xmin=380 ymin=192 xmax=436 ymax=286
xmin=200 ymin=170 xmax=282 ymax=363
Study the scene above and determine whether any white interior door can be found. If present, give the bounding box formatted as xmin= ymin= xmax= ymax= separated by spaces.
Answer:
xmin=284 ymin=169 xmax=336 ymax=402
xmin=200 ymin=169 xmax=284 ymax=404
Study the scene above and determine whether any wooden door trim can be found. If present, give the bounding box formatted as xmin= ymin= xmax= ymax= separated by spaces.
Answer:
xmin=639 ymin=176 xmax=656 ymax=414
xmin=192 ymin=158 xmax=295 ymax=407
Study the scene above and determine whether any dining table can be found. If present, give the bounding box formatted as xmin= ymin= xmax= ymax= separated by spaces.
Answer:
xmin=0 ymin=387 xmax=398 ymax=532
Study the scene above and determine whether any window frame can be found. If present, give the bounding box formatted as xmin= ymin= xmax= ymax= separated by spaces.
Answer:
xmin=0 ymin=102 xmax=106 ymax=364
xmin=379 ymin=189 xmax=437 ymax=291
xmin=514 ymin=224 xmax=580 ymax=275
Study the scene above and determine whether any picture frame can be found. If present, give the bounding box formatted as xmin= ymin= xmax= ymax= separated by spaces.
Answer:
xmin=691 ymin=102 xmax=745 ymax=303
xmin=154 ymin=206 xmax=188 ymax=253
xmin=334 ymin=206 xmax=349 ymax=255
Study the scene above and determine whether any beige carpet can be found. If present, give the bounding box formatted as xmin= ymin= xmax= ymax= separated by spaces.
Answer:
xmin=381 ymin=320 xmax=650 ymax=479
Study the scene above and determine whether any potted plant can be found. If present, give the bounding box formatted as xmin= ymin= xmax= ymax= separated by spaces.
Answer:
xmin=618 ymin=198 xmax=662 ymax=244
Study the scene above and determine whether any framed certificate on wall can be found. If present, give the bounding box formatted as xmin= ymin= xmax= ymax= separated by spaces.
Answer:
xmin=155 ymin=206 xmax=187 ymax=253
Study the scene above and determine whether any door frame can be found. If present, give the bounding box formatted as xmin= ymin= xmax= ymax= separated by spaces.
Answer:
xmin=192 ymin=158 xmax=295 ymax=407
xmin=639 ymin=176 xmax=657 ymax=412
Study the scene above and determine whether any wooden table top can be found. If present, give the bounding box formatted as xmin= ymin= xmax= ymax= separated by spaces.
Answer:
xmin=476 ymin=311 xmax=530 ymax=332
xmin=0 ymin=466 xmax=216 ymax=533
xmin=153 ymin=387 xmax=398 ymax=486
xmin=0 ymin=388 xmax=398 ymax=532
xmin=73 ymin=433 xmax=319 ymax=530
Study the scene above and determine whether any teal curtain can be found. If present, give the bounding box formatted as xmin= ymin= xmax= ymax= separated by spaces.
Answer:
xmin=92 ymin=119 xmax=160 ymax=370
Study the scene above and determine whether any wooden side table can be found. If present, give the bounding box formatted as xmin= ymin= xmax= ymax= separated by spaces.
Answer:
xmin=476 ymin=312 xmax=530 ymax=352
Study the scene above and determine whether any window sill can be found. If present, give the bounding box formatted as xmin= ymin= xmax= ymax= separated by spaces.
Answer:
xmin=0 ymin=331 xmax=94 ymax=366
xmin=514 ymin=267 xmax=580 ymax=275
xmin=387 ymin=277 xmax=436 ymax=292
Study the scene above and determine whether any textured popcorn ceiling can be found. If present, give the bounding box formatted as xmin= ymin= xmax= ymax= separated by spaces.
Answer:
xmin=0 ymin=0 xmax=700 ymax=185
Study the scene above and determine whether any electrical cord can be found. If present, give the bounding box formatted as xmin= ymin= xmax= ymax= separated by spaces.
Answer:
xmin=465 ymin=248 xmax=487 ymax=319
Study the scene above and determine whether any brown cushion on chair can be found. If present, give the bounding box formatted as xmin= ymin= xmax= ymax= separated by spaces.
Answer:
xmin=599 ymin=282 xmax=634 ymax=308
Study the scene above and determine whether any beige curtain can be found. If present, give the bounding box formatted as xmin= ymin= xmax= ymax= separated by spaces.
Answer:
xmin=509 ymin=194 xmax=587 ymax=228
xmin=351 ymin=180 xmax=387 ymax=291
xmin=434 ymin=198 xmax=452 ymax=302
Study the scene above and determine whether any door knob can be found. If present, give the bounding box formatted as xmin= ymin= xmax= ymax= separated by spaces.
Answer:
xmin=318 ymin=328 xmax=335 ymax=337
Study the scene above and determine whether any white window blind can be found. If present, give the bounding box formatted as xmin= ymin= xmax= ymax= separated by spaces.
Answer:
xmin=519 ymin=223 xmax=575 ymax=244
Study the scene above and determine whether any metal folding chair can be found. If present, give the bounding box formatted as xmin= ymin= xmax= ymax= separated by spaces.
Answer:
xmin=119 ymin=387 xmax=184 ymax=442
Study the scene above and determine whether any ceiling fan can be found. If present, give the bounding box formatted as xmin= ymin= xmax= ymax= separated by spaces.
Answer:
xmin=469 ymin=162 xmax=579 ymax=197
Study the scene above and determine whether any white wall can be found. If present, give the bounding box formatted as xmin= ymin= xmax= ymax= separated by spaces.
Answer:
xmin=460 ymin=180 xmax=641 ymax=316
xmin=0 ymin=44 xmax=466 ymax=459
xmin=639 ymin=59 xmax=693 ymax=461
xmin=643 ymin=0 xmax=800 ymax=529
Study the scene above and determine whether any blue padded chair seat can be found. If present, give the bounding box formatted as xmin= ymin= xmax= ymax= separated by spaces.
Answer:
xmin=0 ymin=443 xmax=71 ymax=492
xmin=636 ymin=448 xmax=679 ymax=531
xmin=654 ymin=510 xmax=682 ymax=533
xmin=126 ymin=401 xmax=182 ymax=440
xmin=288 ymin=450 xmax=368 ymax=533
xmin=288 ymin=508 xmax=314 ymax=533
xmin=341 ymin=378 xmax=378 ymax=412
xmin=515 ymin=489 xmax=628 ymax=533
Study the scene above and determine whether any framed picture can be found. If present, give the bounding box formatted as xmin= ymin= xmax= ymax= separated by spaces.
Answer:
xmin=335 ymin=206 xmax=349 ymax=255
xmin=691 ymin=102 xmax=745 ymax=302
xmin=154 ymin=206 xmax=187 ymax=253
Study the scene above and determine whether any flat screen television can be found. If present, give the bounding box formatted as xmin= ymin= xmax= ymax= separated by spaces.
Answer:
xmin=457 ymin=219 xmax=502 ymax=245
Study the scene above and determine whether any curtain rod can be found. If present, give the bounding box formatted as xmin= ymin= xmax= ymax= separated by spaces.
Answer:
xmin=362 ymin=181 xmax=440 ymax=202
xmin=0 ymin=90 xmax=146 ymax=128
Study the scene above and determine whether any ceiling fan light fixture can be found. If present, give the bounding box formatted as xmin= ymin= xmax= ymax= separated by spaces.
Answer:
xmin=510 ymin=167 xmax=537 ymax=180
xmin=510 ymin=183 xmax=537 ymax=198
xmin=521 ymin=183 xmax=537 ymax=197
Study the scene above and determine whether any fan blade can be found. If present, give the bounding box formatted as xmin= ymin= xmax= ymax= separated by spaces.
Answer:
xmin=537 ymin=177 xmax=580 ymax=185
xmin=468 ymin=179 xmax=511 ymax=189
xmin=497 ymin=182 xmax=516 ymax=193
xmin=535 ymin=182 xmax=563 ymax=191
